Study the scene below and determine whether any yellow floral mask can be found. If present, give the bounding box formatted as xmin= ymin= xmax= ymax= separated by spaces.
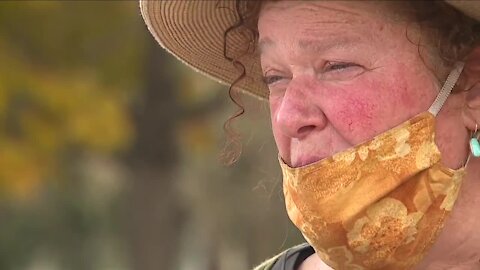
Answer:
xmin=280 ymin=63 xmax=467 ymax=270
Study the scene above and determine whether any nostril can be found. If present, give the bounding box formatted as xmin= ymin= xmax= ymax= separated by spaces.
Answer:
xmin=297 ymin=125 xmax=316 ymax=136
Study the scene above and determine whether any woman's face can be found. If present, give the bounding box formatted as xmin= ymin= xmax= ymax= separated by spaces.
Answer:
xmin=258 ymin=1 xmax=480 ymax=268
xmin=258 ymin=1 xmax=467 ymax=168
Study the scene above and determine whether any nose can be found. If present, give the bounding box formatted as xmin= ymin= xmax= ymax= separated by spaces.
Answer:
xmin=274 ymin=79 xmax=328 ymax=139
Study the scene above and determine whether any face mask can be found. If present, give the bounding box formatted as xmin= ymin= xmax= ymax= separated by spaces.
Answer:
xmin=280 ymin=62 xmax=466 ymax=270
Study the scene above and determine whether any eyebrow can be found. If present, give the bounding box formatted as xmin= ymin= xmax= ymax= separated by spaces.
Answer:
xmin=258 ymin=36 xmax=360 ymax=55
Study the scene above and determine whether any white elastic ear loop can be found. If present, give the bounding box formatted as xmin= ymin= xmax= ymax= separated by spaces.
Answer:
xmin=432 ymin=62 xmax=472 ymax=168
xmin=428 ymin=62 xmax=465 ymax=116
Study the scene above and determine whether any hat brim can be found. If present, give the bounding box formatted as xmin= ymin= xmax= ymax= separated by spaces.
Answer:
xmin=140 ymin=0 xmax=480 ymax=101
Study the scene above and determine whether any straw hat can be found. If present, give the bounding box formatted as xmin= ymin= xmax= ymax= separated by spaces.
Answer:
xmin=140 ymin=1 xmax=480 ymax=100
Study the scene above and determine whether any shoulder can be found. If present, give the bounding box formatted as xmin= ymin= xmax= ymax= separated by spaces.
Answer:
xmin=253 ymin=243 xmax=314 ymax=270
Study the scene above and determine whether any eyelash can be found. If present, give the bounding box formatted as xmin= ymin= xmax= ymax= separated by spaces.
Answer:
xmin=262 ymin=62 xmax=357 ymax=85
xmin=325 ymin=62 xmax=355 ymax=71
xmin=262 ymin=75 xmax=283 ymax=85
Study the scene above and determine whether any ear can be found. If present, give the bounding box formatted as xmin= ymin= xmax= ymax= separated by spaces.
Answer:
xmin=461 ymin=46 xmax=480 ymax=131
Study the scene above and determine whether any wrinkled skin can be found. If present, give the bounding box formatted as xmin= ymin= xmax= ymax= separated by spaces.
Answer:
xmin=258 ymin=1 xmax=480 ymax=269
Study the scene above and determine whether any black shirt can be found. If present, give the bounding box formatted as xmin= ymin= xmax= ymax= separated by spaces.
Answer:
xmin=271 ymin=243 xmax=315 ymax=270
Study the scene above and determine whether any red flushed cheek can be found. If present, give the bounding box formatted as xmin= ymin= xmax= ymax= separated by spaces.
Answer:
xmin=327 ymin=69 xmax=433 ymax=146
xmin=329 ymin=93 xmax=378 ymax=144
xmin=325 ymin=73 xmax=413 ymax=144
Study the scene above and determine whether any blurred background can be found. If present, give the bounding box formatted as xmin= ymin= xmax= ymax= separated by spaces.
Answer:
xmin=0 ymin=1 xmax=304 ymax=270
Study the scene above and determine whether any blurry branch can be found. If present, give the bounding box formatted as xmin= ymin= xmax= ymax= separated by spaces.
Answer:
xmin=126 ymin=40 xmax=186 ymax=270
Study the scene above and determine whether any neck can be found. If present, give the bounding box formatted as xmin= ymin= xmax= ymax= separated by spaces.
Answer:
xmin=415 ymin=157 xmax=480 ymax=269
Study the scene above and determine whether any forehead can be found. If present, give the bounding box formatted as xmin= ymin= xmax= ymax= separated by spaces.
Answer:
xmin=257 ymin=1 xmax=397 ymax=53
xmin=259 ymin=1 xmax=393 ymax=24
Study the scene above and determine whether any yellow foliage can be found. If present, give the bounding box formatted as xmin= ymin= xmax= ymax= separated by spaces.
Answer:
xmin=0 ymin=2 xmax=139 ymax=200
xmin=0 ymin=140 xmax=48 ymax=201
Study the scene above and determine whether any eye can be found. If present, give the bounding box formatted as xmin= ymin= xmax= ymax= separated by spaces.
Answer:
xmin=262 ymin=74 xmax=285 ymax=85
xmin=321 ymin=61 xmax=365 ymax=81
xmin=324 ymin=61 xmax=357 ymax=72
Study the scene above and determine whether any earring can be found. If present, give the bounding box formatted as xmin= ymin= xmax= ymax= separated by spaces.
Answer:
xmin=470 ymin=124 xmax=480 ymax=157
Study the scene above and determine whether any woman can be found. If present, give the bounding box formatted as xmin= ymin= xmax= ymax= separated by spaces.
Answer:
xmin=140 ymin=1 xmax=480 ymax=269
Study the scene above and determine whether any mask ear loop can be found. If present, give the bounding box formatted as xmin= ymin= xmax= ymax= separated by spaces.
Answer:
xmin=428 ymin=62 xmax=465 ymax=116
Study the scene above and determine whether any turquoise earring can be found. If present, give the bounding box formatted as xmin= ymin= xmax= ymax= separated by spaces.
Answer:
xmin=470 ymin=124 xmax=480 ymax=157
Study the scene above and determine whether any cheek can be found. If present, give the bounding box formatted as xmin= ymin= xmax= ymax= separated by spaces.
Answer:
xmin=324 ymin=73 xmax=426 ymax=145
xmin=269 ymin=97 xmax=281 ymax=130
xmin=269 ymin=97 xmax=289 ymax=151
xmin=328 ymin=92 xmax=378 ymax=144
xmin=390 ymin=65 xmax=436 ymax=111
